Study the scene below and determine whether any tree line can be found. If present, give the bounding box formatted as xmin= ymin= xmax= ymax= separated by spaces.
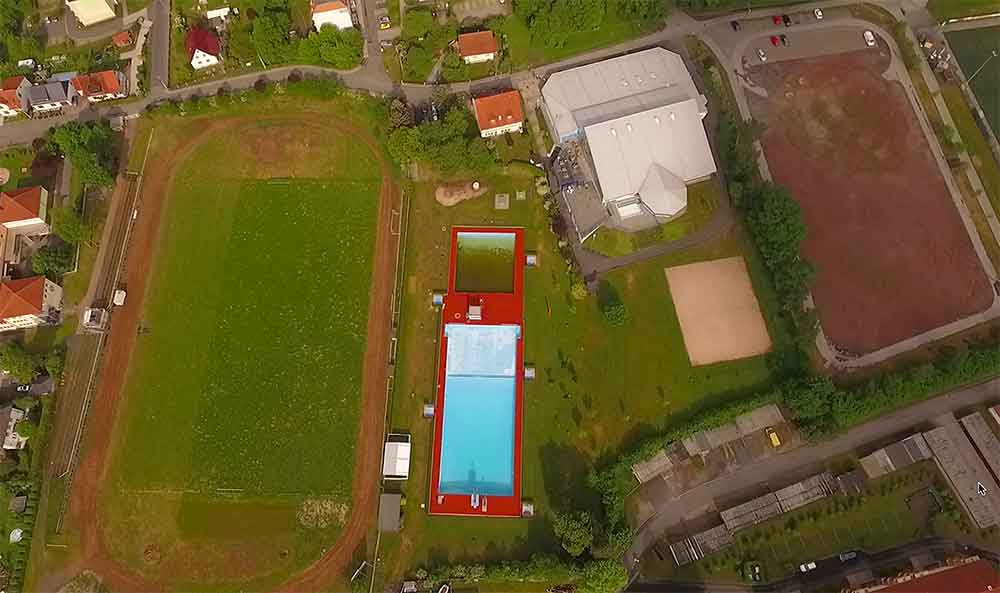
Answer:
xmin=515 ymin=0 xmax=664 ymax=48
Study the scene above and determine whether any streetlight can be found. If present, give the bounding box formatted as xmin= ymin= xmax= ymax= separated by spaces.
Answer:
xmin=968 ymin=48 xmax=999 ymax=85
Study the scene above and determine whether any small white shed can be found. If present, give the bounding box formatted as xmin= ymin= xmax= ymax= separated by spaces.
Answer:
xmin=382 ymin=433 xmax=411 ymax=480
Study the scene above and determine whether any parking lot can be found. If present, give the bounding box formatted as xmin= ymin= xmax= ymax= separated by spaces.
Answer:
xmin=743 ymin=26 xmax=878 ymax=67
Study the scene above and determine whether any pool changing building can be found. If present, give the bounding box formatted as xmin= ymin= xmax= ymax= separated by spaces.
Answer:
xmin=541 ymin=48 xmax=717 ymax=237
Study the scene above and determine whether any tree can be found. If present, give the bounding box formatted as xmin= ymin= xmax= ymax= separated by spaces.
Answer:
xmin=389 ymin=98 xmax=413 ymax=130
xmin=32 ymin=244 xmax=75 ymax=279
xmin=252 ymin=15 xmax=291 ymax=65
xmin=44 ymin=346 xmax=66 ymax=381
xmin=553 ymin=511 xmax=594 ymax=557
xmin=402 ymin=9 xmax=435 ymax=40
xmin=50 ymin=122 xmax=118 ymax=188
xmin=441 ymin=49 xmax=469 ymax=82
xmin=597 ymin=280 xmax=627 ymax=327
xmin=0 ymin=343 xmax=40 ymax=385
xmin=614 ymin=0 xmax=664 ymax=22
xmin=578 ymin=559 xmax=627 ymax=593
xmin=51 ymin=207 xmax=94 ymax=246
xmin=299 ymin=26 xmax=364 ymax=69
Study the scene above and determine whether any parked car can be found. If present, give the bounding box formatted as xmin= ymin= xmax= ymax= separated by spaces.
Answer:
xmin=839 ymin=551 xmax=859 ymax=562
xmin=730 ymin=20 xmax=742 ymax=31
xmin=765 ymin=427 xmax=781 ymax=447
xmin=780 ymin=34 xmax=788 ymax=46
xmin=782 ymin=14 xmax=791 ymax=26
xmin=15 ymin=385 xmax=30 ymax=393
xmin=864 ymin=30 xmax=877 ymax=47
xmin=756 ymin=48 xmax=767 ymax=62
xmin=770 ymin=35 xmax=780 ymax=46
xmin=772 ymin=15 xmax=782 ymax=25
xmin=814 ymin=8 xmax=823 ymax=19
xmin=799 ymin=561 xmax=817 ymax=572
xmin=379 ymin=15 xmax=391 ymax=29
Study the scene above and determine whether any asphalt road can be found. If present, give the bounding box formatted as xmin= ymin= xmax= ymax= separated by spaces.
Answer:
xmin=627 ymin=376 xmax=1000 ymax=580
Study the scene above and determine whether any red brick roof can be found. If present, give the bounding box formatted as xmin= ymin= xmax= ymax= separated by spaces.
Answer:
xmin=1 ymin=77 xmax=25 ymax=91
xmin=0 ymin=276 xmax=45 ymax=319
xmin=879 ymin=560 xmax=1000 ymax=593
xmin=0 ymin=77 xmax=25 ymax=110
xmin=312 ymin=0 xmax=348 ymax=13
xmin=112 ymin=31 xmax=131 ymax=47
xmin=0 ymin=187 xmax=44 ymax=224
xmin=71 ymin=71 xmax=121 ymax=98
xmin=472 ymin=90 xmax=523 ymax=132
xmin=186 ymin=27 xmax=220 ymax=60
xmin=457 ymin=31 xmax=497 ymax=58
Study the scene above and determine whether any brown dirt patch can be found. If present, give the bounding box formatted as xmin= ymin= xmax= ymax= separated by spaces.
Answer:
xmin=61 ymin=112 xmax=400 ymax=591
xmin=750 ymin=50 xmax=993 ymax=354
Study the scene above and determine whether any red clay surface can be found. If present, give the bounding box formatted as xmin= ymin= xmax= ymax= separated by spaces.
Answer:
xmin=428 ymin=227 xmax=525 ymax=517
xmin=749 ymin=50 xmax=993 ymax=354
xmin=58 ymin=113 xmax=400 ymax=591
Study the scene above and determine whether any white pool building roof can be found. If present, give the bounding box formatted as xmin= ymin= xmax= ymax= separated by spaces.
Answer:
xmin=540 ymin=47 xmax=717 ymax=224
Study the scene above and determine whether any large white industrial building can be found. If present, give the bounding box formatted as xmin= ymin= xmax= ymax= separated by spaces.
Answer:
xmin=540 ymin=47 xmax=717 ymax=236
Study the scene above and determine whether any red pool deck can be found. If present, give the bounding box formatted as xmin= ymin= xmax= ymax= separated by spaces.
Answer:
xmin=429 ymin=227 xmax=526 ymax=517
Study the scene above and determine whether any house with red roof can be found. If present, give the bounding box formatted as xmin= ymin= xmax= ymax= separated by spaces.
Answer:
xmin=112 ymin=31 xmax=132 ymax=49
xmin=71 ymin=70 xmax=127 ymax=103
xmin=186 ymin=27 xmax=221 ymax=70
xmin=472 ymin=89 xmax=524 ymax=138
xmin=0 ymin=77 xmax=31 ymax=119
xmin=0 ymin=275 xmax=62 ymax=333
xmin=0 ymin=187 xmax=50 ymax=276
xmin=457 ymin=31 xmax=497 ymax=64
xmin=311 ymin=0 xmax=353 ymax=30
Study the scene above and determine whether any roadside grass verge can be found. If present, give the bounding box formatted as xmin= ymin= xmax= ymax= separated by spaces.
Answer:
xmin=930 ymin=0 xmax=1000 ymax=20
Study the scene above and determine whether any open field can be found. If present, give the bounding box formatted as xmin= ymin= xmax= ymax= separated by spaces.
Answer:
xmin=373 ymin=163 xmax=794 ymax=584
xmin=931 ymin=0 xmax=1000 ymax=20
xmin=947 ymin=26 xmax=1000 ymax=140
xmin=33 ymin=89 xmax=401 ymax=593
xmin=749 ymin=49 xmax=992 ymax=355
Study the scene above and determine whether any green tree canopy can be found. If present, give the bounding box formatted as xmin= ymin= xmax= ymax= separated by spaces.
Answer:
xmin=51 ymin=122 xmax=118 ymax=188
xmin=299 ymin=26 xmax=364 ymax=69
xmin=32 ymin=244 xmax=75 ymax=280
xmin=387 ymin=106 xmax=496 ymax=173
xmin=51 ymin=206 xmax=94 ymax=246
xmin=578 ymin=559 xmax=628 ymax=593
xmin=0 ymin=343 xmax=41 ymax=385
xmin=552 ymin=511 xmax=594 ymax=557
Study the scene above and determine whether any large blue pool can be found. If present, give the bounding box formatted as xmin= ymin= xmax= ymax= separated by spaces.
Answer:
xmin=438 ymin=324 xmax=520 ymax=496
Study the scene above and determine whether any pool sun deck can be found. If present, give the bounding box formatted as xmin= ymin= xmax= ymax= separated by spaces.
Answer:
xmin=429 ymin=227 xmax=526 ymax=517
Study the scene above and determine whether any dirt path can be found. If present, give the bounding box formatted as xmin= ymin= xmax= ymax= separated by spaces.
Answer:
xmin=59 ymin=113 xmax=400 ymax=592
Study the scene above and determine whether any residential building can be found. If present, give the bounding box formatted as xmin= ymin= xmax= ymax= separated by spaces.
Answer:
xmin=457 ymin=31 xmax=497 ymax=64
xmin=0 ymin=407 xmax=28 ymax=450
xmin=311 ymin=0 xmax=353 ymax=31
xmin=66 ymin=0 xmax=117 ymax=27
xmin=186 ymin=27 xmax=221 ymax=70
xmin=71 ymin=70 xmax=127 ymax=103
xmin=0 ymin=77 xmax=30 ymax=118
xmin=28 ymin=73 xmax=79 ymax=115
xmin=0 ymin=276 xmax=62 ymax=332
xmin=111 ymin=30 xmax=131 ymax=48
xmin=850 ymin=557 xmax=1000 ymax=592
xmin=540 ymin=48 xmax=717 ymax=236
xmin=472 ymin=90 xmax=524 ymax=138
xmin=0 ymin=187 xmax=50 ymax=275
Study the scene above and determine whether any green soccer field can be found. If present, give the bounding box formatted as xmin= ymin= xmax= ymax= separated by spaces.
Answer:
xmin=100 ymin=117 xmax=381 ymax=590
xmin=948 ymin=26 xmax=1000 ymax=140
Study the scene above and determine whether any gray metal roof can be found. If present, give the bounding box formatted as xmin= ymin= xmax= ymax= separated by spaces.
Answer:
xmin=961 ymin=412 xmax=1000 ymax=482
xmin=378 ymin=493 xmax=401 ymax=532
xmin=924 ymin=418 xmax=1000 ymax=529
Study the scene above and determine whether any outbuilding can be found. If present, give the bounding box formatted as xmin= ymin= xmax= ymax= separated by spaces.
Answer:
xmin=382 ymin=433 xmax=411 ymax=480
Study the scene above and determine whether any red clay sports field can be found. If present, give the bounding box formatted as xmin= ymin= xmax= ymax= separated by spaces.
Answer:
xmin=428 ymin=227 xmax=526 ymax=517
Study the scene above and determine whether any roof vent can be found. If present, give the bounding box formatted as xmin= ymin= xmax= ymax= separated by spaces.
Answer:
xmin=649 ymin=72 xmax=657 ymax=79
xmin=610 ymin=128 xmax=617 ymax=137
xmin=621 ymin=79 xmax=629 ymax=87
xmin=625 ymin=123 xmax=633 ymax=132
xmin=669 ymin=112 xmax=676 ymax=121
xmin=654 ymin=116 xmax=661 ymax=125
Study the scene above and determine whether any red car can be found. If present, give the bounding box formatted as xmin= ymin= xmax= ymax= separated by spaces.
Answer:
xmin=770 ymin=35 xmax=780 ymax=46
xmin=772 ymin=15 xmax=782 ymax=25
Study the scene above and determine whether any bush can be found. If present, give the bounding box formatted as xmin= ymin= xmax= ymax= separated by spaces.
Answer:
xmin=553 ymin=511 xmax=594 ymax=557
xmin=597 ymin=280 xmax=627 ymax=327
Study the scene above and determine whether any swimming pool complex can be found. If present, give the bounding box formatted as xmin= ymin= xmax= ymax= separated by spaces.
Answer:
xmin=429 ymin=227 xmax=526 ymax=517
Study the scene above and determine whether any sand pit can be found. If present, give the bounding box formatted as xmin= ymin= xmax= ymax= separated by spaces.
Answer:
xmin=665 ymin=257 xmax=772 ymax=366
xmin=435 ymin=180 xmax=488 ymax=206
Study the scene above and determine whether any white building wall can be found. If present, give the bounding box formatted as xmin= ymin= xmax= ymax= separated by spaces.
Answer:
xmin=479 ymin=121 xmax=523 ymax=138
xmin=463 ymin=52 xmax=495 ymax=64
xmin=42 ymin=279 xmax=63 ymax=315
xmin=313 ymin=9 xmax=353 ymax=31
xmin=190 ymin=49 xmax=220 ymax=70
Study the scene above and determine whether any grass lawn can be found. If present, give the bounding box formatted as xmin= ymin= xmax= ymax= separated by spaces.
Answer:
xmin=946 ymin=26 xmax=1000 ymax=140
xmin=642 ymin=463 xmax=937 ymax=583
xmin=941 ymin=84 xmax=1000 ymax=210
xmin=495 ymin=131 xmax=534 ymax=164
xmin=500 ymin=11 xmax=655 ymax=70
xmin=127 ymin=0 xmax=151 ymax=11
xmin=585 ymin=180 xmax=720 ymax=258
xmin=930 ymin=0 xmax=1000 ymax=20
xmin=0 ymin=147 xmax=36 ymax=192
xmin=99 ymin=111 xmax=382 ymax=590
xmin=375 ymin=163 xmax=788 ymax=583
xmin=383 ymin=47 xmax=403 ymax=83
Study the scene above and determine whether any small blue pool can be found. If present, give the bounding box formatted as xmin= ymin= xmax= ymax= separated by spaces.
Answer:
xmin=438 ymin=324 xmax=520 ymax=496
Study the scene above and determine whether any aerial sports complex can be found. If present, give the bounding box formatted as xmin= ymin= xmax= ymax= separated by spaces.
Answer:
xmin=429 ymin=227 xmax=527 ymax=517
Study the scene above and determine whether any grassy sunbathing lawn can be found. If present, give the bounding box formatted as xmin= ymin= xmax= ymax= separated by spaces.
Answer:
xmin=99 ymin=110 xmax=382 ymax=590
xmin=375 ymin=164 xmax=790 ymax=584
xmin=585 ymin=180 xmax=721 ymax=258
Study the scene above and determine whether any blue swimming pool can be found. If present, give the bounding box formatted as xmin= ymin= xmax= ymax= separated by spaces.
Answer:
xmin=438 ymin=324 xmax=520 ymax=496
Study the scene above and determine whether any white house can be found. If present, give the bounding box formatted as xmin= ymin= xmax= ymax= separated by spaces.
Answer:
xmin=0 ymin=187 xmax=50 ymax=275
xmin=472 ymin=90 xmax=524 ymax=138
xmin=0 ymin=276 xmax=62 ymax=333
xmin=27 ymin=73 xmax=79 ymax=115
xmin=0 ymin=407 xmax=28 ymax=450
xmin=0 ymin=77 xmax=30 ymax=118
xmin=457 ymin=31 xmax=497 ymax=64
xmin=66 ymin=0 xmax=117 ymax=27
xmin=311 ymin=0 xmax=353 ymax=30
xmin=186 ymin=27 xmax=221 ymax=70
